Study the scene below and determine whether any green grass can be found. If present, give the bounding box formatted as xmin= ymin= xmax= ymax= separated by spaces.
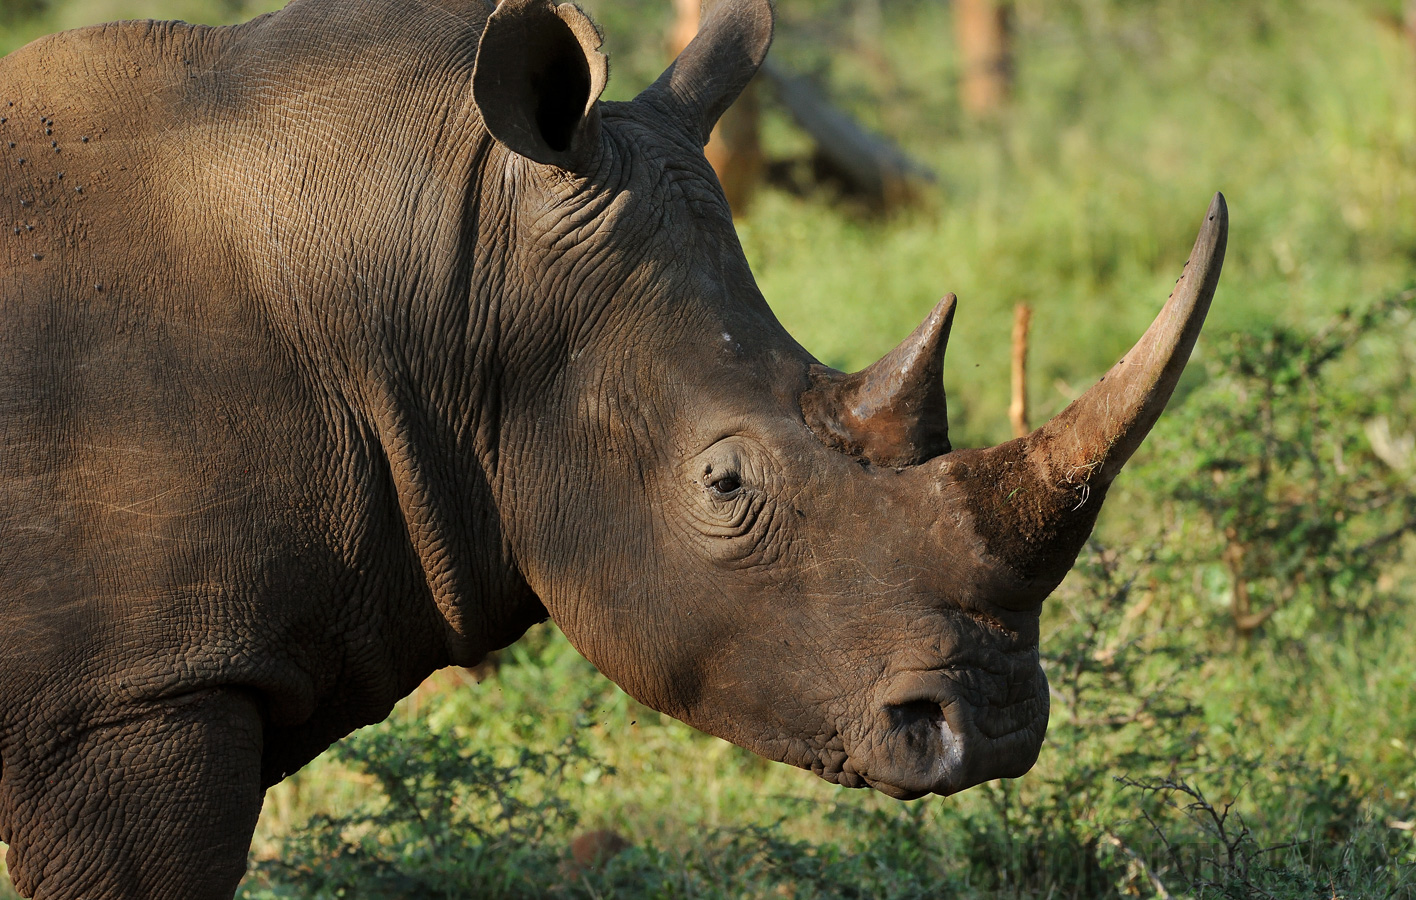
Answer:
xmin=2 ymin=0 xmax=1415 ymax=897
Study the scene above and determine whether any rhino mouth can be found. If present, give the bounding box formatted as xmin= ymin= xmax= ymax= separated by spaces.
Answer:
xmin=842 ymin=665 xmax=1049 ymax=800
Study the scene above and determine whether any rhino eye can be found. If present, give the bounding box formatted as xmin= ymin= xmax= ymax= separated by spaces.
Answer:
xmin=710 ymin=475 xmax=742 ymax=495
xmin=704 ymin=466 xmax=742 ymax=498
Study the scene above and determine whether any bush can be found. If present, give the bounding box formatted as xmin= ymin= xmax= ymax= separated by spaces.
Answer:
xmin=240 ymin=706 xmax=965 ymax=899
xmin=240 ymin=710 xmax=604 ymax=899
xmin=1135 ymin=288 xmax=1416 ymax=639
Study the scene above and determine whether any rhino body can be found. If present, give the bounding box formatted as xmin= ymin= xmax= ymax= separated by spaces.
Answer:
xmin=0 ymin=0 xmax=1225 ymax=897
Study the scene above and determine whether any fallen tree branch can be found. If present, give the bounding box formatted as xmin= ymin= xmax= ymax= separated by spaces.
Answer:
xmin=759 ymin=57 xmax=935 ymax=209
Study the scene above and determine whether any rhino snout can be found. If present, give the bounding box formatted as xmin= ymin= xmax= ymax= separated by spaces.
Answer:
xmin=847 ymin=663 xmax=1049 ymax=799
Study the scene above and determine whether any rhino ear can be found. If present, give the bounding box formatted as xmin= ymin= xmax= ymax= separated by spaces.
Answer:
xmin=473 ymin=0 xmax=609 ymax=168
xmin=637 ymin=0 xmax=774 ymax=145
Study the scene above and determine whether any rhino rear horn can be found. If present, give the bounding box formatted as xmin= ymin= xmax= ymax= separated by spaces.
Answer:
xmin=801 ymin=294 xmax=955 ymax=467
xmin=636 ymin=0 xmax=774 ymax=146
xmin=473 ymin=0 xmax=609 ymax=168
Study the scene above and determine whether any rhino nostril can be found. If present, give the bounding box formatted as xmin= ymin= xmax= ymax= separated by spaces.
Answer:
xmin=888 ymin=699 xmax=943 ymax=731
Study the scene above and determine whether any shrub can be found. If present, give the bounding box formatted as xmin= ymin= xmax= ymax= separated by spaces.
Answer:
xmin=1135 ymin=288 xmax=1416 ymax=639
xmin=240 ymin=714 xmax=602 ymax=899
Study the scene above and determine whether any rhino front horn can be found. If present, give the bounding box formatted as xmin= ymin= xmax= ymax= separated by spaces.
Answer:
xmin=1028 ymin=192 xmax=1228 ymax=488
xmin=801 ymin=293 xmax=955 ymax=468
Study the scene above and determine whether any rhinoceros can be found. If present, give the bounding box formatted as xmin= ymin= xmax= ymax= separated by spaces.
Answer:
xmin=0 ymin=0 xmax=1226 ymax=895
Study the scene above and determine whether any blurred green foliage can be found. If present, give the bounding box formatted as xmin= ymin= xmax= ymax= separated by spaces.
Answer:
xmin=1 ymin=0 xmax=1414 ymax=897
xmin=0 ymin=1 xmax=47 ymax=27
xmin=1135 ymin=290 xmax=1416 ymax=639
xmin=743 ymin=0 xmax=1416 ymax=446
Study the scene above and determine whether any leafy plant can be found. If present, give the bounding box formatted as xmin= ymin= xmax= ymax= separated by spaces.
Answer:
xmin=1138 ymin=289 xmax=1416 ymax=638
xmin=1114 ymin=773 xmax=1416 ymax=899
xmin=241 ymin=713 xmax=604 ymax=899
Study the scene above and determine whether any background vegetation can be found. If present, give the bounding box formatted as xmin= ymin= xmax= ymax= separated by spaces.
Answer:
xmin=2 ymin=0 xmax=1414 ymax=896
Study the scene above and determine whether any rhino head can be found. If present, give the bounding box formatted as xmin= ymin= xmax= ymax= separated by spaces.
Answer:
xmin=468 ymin=0 xmax=1225 ymax=799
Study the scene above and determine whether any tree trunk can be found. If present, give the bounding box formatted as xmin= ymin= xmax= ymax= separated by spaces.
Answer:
xmin=954 ymin=0 xmax=1013 ymax=117
xmin=1010 ymin=302 xmax=1031 ymax=438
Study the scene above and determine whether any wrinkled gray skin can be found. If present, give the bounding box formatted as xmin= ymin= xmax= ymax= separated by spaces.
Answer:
xmin=0 ymin=0 xmax=1226 ymax=896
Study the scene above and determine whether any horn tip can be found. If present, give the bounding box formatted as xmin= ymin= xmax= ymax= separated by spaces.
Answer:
xmin=1205 ymin=192 xmax=1228 ymax=237
xmin=1193 ymin=191 xmax=1229 ymax=277
xmin=931 ymin=293 xmax=957 ymax=329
